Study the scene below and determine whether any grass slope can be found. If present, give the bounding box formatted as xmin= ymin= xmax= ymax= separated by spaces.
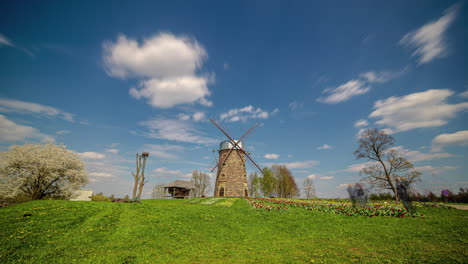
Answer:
xmin=0 ymin=199 xmax=467 ymax=264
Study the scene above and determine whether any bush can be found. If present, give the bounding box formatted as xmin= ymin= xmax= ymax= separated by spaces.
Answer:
xmin=0 ymin=194 xmax=32 ymax=207
xmin=370 ymin=192 xmax=394 ymax=201
xmin=91 ymin=193 xmax=111 ymax=202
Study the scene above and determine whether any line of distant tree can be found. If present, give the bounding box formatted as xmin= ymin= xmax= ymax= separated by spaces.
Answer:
xmin=369 ymin=189 xmax=468 ymax=203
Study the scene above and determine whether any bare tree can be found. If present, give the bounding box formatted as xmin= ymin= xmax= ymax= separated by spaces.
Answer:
xmin=191 ymin=170 xmax=211 ymax=197
xmin=354 ymin=128 xmax=421 ymax=200
xmin=303 ymin=176 xmax=316 ymax=199
xmin=132 ymin=152 xmax=149 ymax=199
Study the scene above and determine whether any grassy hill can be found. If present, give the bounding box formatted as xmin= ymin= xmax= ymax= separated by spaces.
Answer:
xmin=0 ymin=198 xmax=467 ymax=263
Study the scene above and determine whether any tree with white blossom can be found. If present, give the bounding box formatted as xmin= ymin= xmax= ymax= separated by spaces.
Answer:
xmin=0 ymin=144 xmax=88 ymax=200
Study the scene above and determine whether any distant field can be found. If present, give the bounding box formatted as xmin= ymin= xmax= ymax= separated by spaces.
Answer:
xmin=0 ymin=198 xmax=467 ymax=264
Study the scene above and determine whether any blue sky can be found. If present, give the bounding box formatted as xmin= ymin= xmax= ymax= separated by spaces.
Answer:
xmin=1 ymin=0 xmax=467 ymax=198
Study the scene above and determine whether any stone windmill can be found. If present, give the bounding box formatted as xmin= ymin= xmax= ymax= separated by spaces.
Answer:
xmin=210 ymin=119 xmax=263 ymax=197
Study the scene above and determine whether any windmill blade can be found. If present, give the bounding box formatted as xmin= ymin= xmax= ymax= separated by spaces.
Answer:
xmin=210 ymin=122 xmax=259 ymax=172
xmin=210 ymin=118 xmax=237 ymax=143
xmin=210 ymin=118 xmax=249 ymax=152
xmin=210 ymin=118 xmax=264 ymax=174
xmin=242 ymin=151 xmax=264 ymax=175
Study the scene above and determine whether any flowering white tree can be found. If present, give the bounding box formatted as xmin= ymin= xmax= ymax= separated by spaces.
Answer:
xmin=0 ymin=144 xmax=88 ymax=200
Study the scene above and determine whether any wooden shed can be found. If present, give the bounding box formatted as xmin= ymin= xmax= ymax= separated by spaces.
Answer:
xmin=163 ymin=180 xmax=196 ymax=199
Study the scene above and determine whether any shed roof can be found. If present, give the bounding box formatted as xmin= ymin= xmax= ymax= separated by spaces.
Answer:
xmin=163 ymin=180 xmax=195 ymax=189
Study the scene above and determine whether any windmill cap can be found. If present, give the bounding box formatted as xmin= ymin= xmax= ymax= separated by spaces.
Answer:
xmin=220 ymin=140 xmax=244 ymax=150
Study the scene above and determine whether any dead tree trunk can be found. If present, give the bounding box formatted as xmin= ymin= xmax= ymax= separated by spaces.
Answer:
xmin=132 ymin=154 xmax=141 ymax=199
xmin=137 ymin=152 xmax=149 ymax=199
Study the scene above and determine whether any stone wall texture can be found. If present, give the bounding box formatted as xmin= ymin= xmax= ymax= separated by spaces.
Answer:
xmin=214 ymin=149 xmax=248 ymax=197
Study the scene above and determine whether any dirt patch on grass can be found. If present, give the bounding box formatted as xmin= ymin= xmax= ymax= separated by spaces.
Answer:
xmin=446 ymin=204 xmax=468 ymax=210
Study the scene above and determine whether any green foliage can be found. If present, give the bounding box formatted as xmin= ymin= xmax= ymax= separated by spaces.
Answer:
xmin=271 ymin=165 xmax=299 ymax=198
xmin=259 ymin=166 xmax=299 ymax=198
xmin=370 ymin=192 xmax=395 ymax=201
xmin=0 ymin=199 xmax=466 ymax=263
xmin=259 ymin=167 xmax=276 ymax=197
xmin=91 ymin=193 xmax=111 ymax=202
xmin=248 ymin=172 xmax=261 ymax=197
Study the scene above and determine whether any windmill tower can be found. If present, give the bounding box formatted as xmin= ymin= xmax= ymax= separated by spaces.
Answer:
xmin=210 ymin=119 xmax=263 ymax=197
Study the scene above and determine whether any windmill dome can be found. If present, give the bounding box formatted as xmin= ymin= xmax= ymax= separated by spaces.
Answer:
xmin=219 ymin=140 xmax=244 ymax=150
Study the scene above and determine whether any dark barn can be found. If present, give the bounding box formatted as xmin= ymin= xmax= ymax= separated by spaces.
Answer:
xmin=163 ymin=180 xmax=195 ymax=199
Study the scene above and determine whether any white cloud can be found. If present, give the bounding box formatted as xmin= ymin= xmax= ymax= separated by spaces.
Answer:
xmin=56 ymin=130 xmax=71 ymax=135
xmin=78 ymin=152 xmax=106 ymax=160
xmin=289 ymin=101 xmax=303 ymax=111
xmin=360 ymin=67 xmax=409 ymax=84
xmin=89 ymin=172 xmax=113 ymax=177
xmin=192 ymin=112 xmax=205 ymax=122
xmin=142 ymin=144 xmax=185 ymax=159
xmin=0 ymin=98 xmax=75 ymax=122
xmin=414 ymin=165 xmax=458 ymax=174
xmin=274 ymin=160 xmax=319 ymax=170
xmin=140 ymin=118 xmax=216 ymax=145
xmin=105 ymin=148 xmax=120 ymax=154
xmin=319 ymin=176 xmax=334 ymax=180
xmin=343 ymin=161 xmax=377 ymax=173
xmin=103 ymin=33 xmax=212 ymax=108
xmin=337 ymin=184 xmax=349 ymax=189
xmin=0 ymin=33 xmax=33 ymax=56
xmin=400 ymin=4 xmax=459 ymax=64
xmin=369 ymin=89 xmax=468 ymax=133
xmin=151 ymin=167 xmax=188 ymax=178
xmin=129 ymin=76 xmax=212 ymax=108
xmin=354 ymin=119 xmax=369 ymax=128
xmin=0 ymin=33 xmax=13 ymax=47
xmin=306 ymin=174 xmax=316 ymax=180
xmin=317 ymin=144 xmax=332 ymax=150
xmin=264 ymin=153 xmax=279 ymax=159
xmin=460 ymin=90 xmax=468 ymax=98
xmin=178 ymin=112 xmax=205 ymax=122
xmin=220 ymin=105 xmax=272 ymax=122
xmin=391 ymin=146 xmax=453 ymax=162
xmin=178 ymin=113 xmax=190 ymax=121
xmin=318 ymin=68 xmax=408 ymax=104
xmin=431 ymin=130 xmax=468 ymax=152
xmin=153 ymin=167 xmax=181 ymax=175
xmin=318 ymin=80 xmax=370 ymax=104
xmin=0 ymin=114 xmax=54 ymax=142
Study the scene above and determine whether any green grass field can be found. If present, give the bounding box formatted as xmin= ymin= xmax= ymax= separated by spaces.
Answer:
xmin=0 ymin=198 xmax=467 ymax=264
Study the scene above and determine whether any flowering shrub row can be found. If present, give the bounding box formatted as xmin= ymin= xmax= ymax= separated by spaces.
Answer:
xmin=247 ymin=198 xmax=427 ymax=218
xmin=245 ymin=198 xmax=288 ymax=211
